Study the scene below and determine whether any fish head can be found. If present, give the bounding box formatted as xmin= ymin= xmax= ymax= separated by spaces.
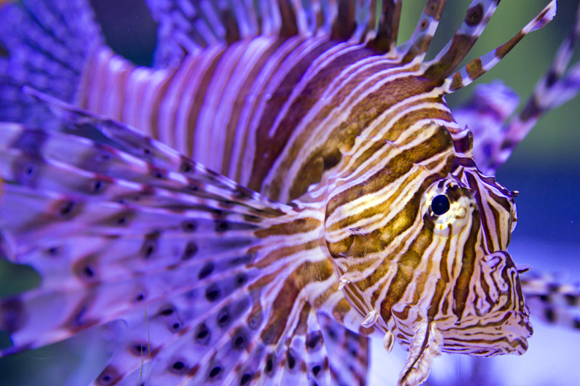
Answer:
xmin=322 ymin=121 xmax=531 ymax=355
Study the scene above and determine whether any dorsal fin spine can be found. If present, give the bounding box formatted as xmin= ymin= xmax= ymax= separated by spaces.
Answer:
xmin=422 ymin=0 xmax=501 ymax=81
xmin=444 ymin=0 xmax=557 ymax=93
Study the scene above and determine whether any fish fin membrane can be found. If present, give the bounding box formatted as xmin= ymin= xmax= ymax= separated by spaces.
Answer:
xmin=452 ymin=0 xmax=580 ymax=175
xmin=0 ymin=91 xmax=361 ymax=385
xmin=0 ymin=0 xmax=103 ymax=126
xmin=451 ymin=80 xmax=520 ymax=174
xmin=521 ymin=271 xmax=580 ymax=333
xmin=319 ymin=314 xmax=370 ymax=386
xmin=144 ymin=0 xmax=404 ymax=67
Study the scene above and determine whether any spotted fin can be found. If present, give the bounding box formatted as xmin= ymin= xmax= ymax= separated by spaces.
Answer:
xmin=443 ymin=0 xmax=556 ymax=93
xmin=452 ymin=80 xmax=520 ymax=170
xmin=481 ymin=0 xmax=580 ymax=173
xmin=423 ymin=0 xmax=555 ymax=84
xmin=0 ymin=0 xmax=103 ymax=125
xmin=396 ymin=0 xmax=446 ymax=62
xmin=521 ymin=271 xmax=580 ymax=332
xmin=451 ymin=0 xmax=579 ymax=175
xmin=0 ymin=91 xmax=354 ymax=386
xmin=319 ymin=314 xmax=369 ymax=386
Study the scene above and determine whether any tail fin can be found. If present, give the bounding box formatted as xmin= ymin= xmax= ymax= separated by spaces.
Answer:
xmin=0 ymin=0 xmax=103 ymax=125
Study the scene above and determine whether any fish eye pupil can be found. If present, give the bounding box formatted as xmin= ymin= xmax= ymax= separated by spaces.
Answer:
xmin=431 ymin=195 xmax=450 ymax=216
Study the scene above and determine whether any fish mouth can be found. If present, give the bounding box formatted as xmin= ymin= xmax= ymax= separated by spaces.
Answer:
xmin=433 ymin=308 xmax=533 ymax=357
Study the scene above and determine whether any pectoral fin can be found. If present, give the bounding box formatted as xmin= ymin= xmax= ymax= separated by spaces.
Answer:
xmin=398 ymin=321 xmax=443 ymax=386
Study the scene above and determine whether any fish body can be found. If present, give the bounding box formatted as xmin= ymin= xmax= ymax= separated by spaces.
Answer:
xmin=0 ymin=1 xmax=579 ymax=386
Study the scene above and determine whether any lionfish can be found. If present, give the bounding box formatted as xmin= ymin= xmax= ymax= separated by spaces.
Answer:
xmin=0 ymin=0 xmax=579 ymax=385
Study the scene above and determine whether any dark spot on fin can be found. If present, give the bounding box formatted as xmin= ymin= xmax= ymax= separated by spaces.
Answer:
xmin=181 ymin=220 xmax=197 ymax=232
xmin=169 ymin=360 xmax=188 ymax=374
xmin=208 ymin=365 xmax=222 ymax=379
xmin=195 ymin=323 xmax=211 ymax=345
xmin=158 ymin=306 xmax=174 ymax=316
xmin=205 ymin=284 xmax=221 ymax=302
xmin=234 ymin=273 xmax=247 ymax=287
xmin=565 ymin=294 xmax=578 ymax=306
xmin=140 ymin=232 xmax=160 ymax=259
xmin=286 ymin=349 xmax=297 ymax=370
xmin=179 ymin=158 xmax=194 ymax=173
xmin=0 ymin=298 xmax=26 ymax=333
xmin=240 ymin=373 xmax=252 ymax=385
xmin=96 ymin=365 xmax=120 ymax=385
xmin=198 ymin=262 xmax=214 ymax=279
xmin=265 ymin=354 xmax=275 ymax=375
xmin=544 ymin=308 xmax=556 ymax=323
xmin=312 ymin=365 xmax=322 ymax=376
xmin=217 ymin=307 xmax=230 ymax=327
xmin=248 ymin=308 xmax=263 ymax=330
xmin=232 ymin=329 xmax=247 ymax=350
xmin=465 ymin=4 xmax=484 ymax=26
xmin=182 ymin=242 xmax=198 ymax=260
xmin=306 ymin=331 xmax=323 ymax=351
xmin=130 ymin=342 xmax=150 ymax=356
xmin=58 ymin=200 xmax=78 ymax=218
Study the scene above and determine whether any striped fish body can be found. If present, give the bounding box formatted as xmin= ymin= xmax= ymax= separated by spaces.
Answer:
xmin=80 ymin=5 xmax=532 ymax=354
xmin=81 ymin=41 xmax=446 ymax=203
xmin=0 ymin=1 xmax=579 ymax=386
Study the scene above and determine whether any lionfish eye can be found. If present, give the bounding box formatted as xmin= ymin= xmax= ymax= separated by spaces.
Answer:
xmin=431 ymin=195 xmax=450 ymax=216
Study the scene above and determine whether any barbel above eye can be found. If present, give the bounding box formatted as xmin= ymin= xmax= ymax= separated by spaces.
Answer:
xmin=431 ymin=195 xmax=450 ymax=216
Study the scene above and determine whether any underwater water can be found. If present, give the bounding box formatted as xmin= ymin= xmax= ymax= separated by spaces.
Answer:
xmin=0 ymin=0 xmax=579 ymax=385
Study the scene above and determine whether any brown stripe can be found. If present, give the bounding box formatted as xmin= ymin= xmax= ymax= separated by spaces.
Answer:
xmin=331 ymin=298 xmax=352 ymax=324
xmin=487 ymin=189 xmax=512 ymax=212
xmin=115 ymin=64 xmax=130 ymax=122
xmin=427 ymin=278 xmax=446 ymax=319
xmin=220 ymin=41 xmax=284 ymax=176
xmin=247 ymin=40 xmax=337 ymax=192
xmin=232 ymin=38 xmax=306 ymax=182
xmin=268 ymin=61 xmax=406 ymax=200
xmin=278 ymin=0 xmax=299 ymax=37
xmin=331 ymin=0 xmax=356 ymax=41
xmin=367 ymin=0 xmax=402 ymax=53
xmin=342 ymin=104 xmax=453 ymax=178
xmin=379 ymin=220 xmax=435 ymax=322
xmin=424 ymin=34 xmax=475 ymax=80
xmin=466 ymin=171 xmax=494 ymax=252
xmin=439 ymin=229 xmax=452 ymax=283
xmin=149 ymin=70 xmax=176 ymax=141
xmin=260 ymin=260 xmax=333 ymax=344
xmin=326 ymin=124 xmax=453 ymax=218
xmin=186 ymin=50 xmax=225 ymax=157
xmin=466 ymin=57 xmax=484 ymax=80
xmin=452 ymin=209 xmax=480 ymax=320
xmin=220 ymin=7 xmax=240 ymax=45
xmin=247 ymin=46 xmax=378 ymax=196
xmin=478 ymin=260 xmax=494 ymax=312
xmin=487 ymin=203 xmax=502 ymax=249
xmin=254 ymin=216 xmax=322 ymax=238
xmin=253 ymin=240 xmax=319 ymax=269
